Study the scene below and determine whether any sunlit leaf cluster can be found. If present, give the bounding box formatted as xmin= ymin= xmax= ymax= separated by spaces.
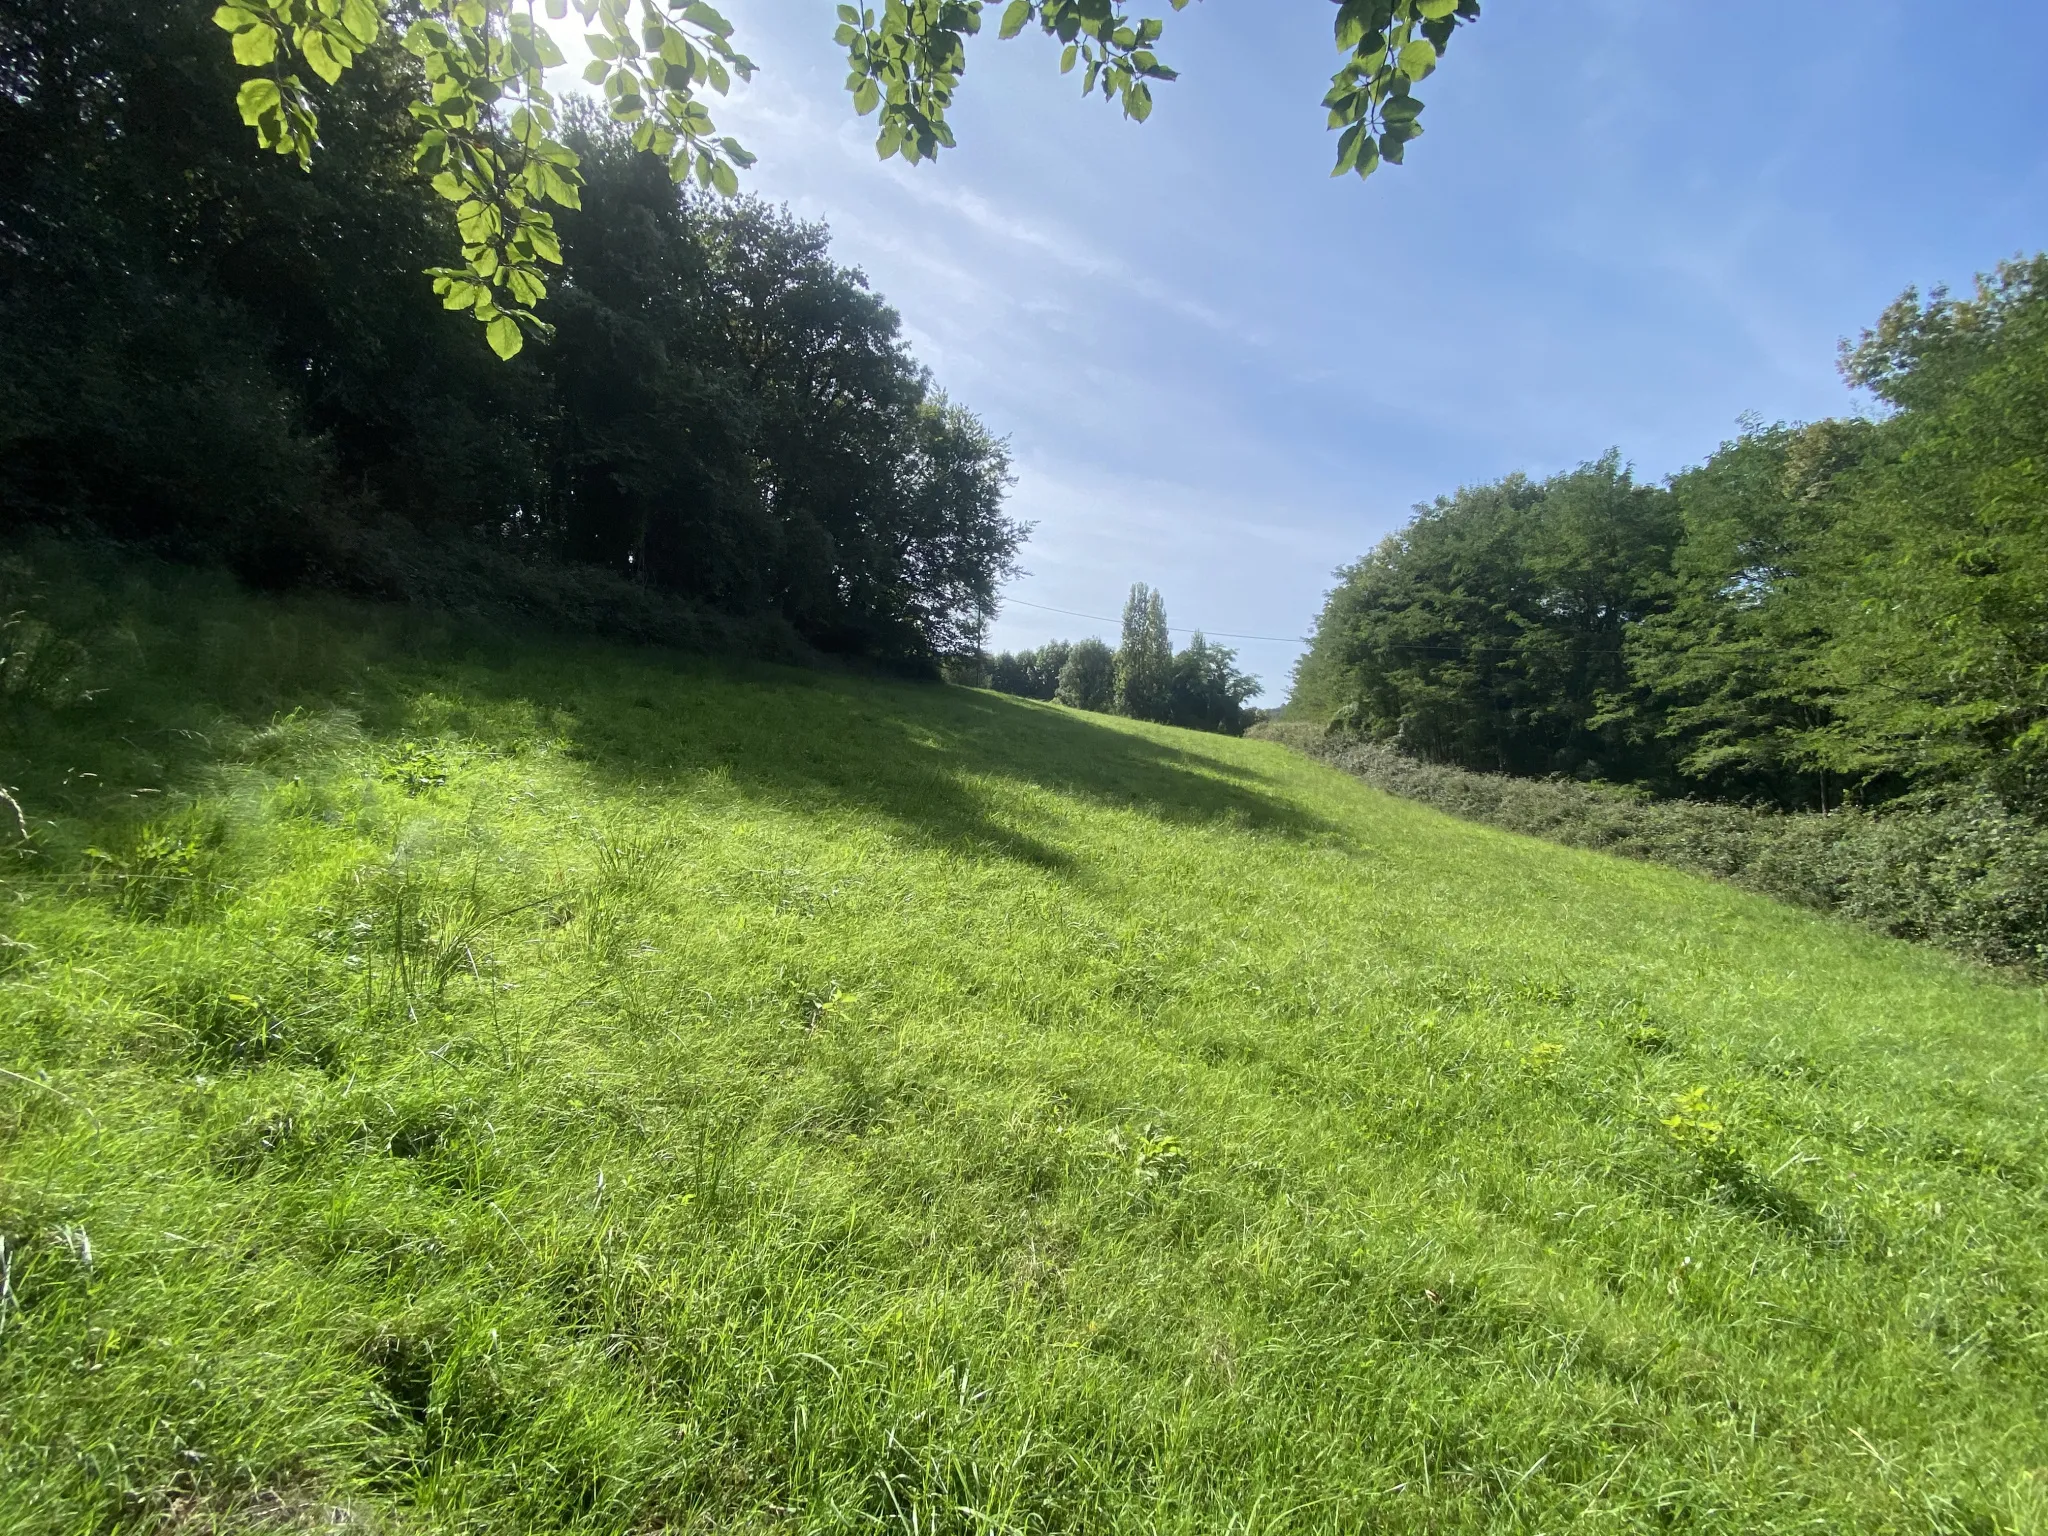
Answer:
xmin=1002 ymin=0 xmax=1186 ymax=124
xmin=1324 ymin=0 xmax=1481 ymax=179
xmin=831 ymin=0 xmax=1185 ymax=168
xmin=406 ymin=5 xmax=575 ymax=359
xmin=215 ymin=0 xmax=758 ymax=357
xmin=571 ymin=0 xmax=757 ymax=193
xmin=214 ymin=0 xmax=382 ymax=166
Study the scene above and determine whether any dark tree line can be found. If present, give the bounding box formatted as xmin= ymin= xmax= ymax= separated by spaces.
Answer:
xmin=0 ymin=0 xmax=1021 ymax=666
xmin=1289 ymin=257 xmax=2048 ymax=816
xmin=977 ymin=584 xmax=1262 ymax=736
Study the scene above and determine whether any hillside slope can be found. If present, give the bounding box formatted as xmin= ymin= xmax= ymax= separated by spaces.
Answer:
xmin=3 ymin=552 xmax=2045 ymax=1534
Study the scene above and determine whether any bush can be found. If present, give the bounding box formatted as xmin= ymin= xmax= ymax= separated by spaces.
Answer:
xmin=1255 ymin=721 xmax=2048 ymax=976
xmin=987 ymin=641 xmax=1069 ymax=700
xmin=1055 ymin=639 xmax=1117 ymax=713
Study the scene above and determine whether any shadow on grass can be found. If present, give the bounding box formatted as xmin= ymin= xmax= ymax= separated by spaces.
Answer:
xmin=1692 ymin=1147 xmax=1824 ymax=1235
xmin=0 ymin=552 xmax=1338 ymax=881
xmin=446 ymin=649 xmax=1342 ymax=873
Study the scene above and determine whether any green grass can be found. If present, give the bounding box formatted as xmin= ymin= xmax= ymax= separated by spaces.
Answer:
xmin=3 ymin=549 xmax=2046 ymax=1534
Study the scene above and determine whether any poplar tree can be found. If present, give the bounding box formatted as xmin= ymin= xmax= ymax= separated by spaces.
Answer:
xmin=1115 ymin=582 xmax=1174 ymax=723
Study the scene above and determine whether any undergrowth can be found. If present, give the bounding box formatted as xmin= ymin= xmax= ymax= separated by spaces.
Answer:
xmin=1256 ymin=721 xmax=2048 ymax=978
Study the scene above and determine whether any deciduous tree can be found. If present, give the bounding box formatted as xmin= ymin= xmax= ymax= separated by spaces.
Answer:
xmin=1055 ymin=637 xmax=1116 ymax=712
xmin=1114 ymin=582 xmax=1173 ymax=722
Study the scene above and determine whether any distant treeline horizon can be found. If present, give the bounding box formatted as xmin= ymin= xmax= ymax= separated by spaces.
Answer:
xmin=961 ymin=585 xmax=1263 ymax=737
xmin=1286 ymin=256 xmax=2048 ymax=820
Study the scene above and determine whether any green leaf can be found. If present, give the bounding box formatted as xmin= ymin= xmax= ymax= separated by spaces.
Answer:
xmin=529 ymin=28 xmax=566 ymax=67
xmin=998 ymin=0 xmax=1031 ymax=40
xmin=229 ymin=23 xmax=278 ymax=66
xmin=1334 ymin=2 xmax=1367 ymax=50
xmin=236 ymin=76 xmax=282 ymax=126
xmin=1397 ymin=38 xmax=1437 ymax=78
xmin=485 ymin=314 xmax=524 ymax=360
xmin=536 ymin=162 xmax=582 ymax=210
xmin=1332 ymin=120 xmax=1364 ymax=174
xmin=507 ymin=266 xmax=548 ymax=305
xmin=681 ymin=2 xmax=733 ymax=36
xmin=340 ymin=0 xmax=380 ymax=47
xmin=852 ymin=77 xmax=880 ymax=115
xmin=709 ymin=156 xmax=738 ymax=195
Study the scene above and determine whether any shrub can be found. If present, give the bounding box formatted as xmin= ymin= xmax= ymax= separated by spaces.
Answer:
xmin=1055 ymin=639 xmax=1117 ymax=713
xmin=987 ymin=641 xmax=1070 ymax=700
xmin=1256 ymin=721 xmax=2048 ymax=976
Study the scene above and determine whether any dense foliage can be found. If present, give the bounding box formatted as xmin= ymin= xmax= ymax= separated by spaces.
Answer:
xmin=0 ymin=0 xmax=1021 ymax=667
xmin=988 ymin=639 xmax=1071 ymax=700
xmin=1288 ymin=454 xmax=1679 ymax=783
xmin=982 ymin=585 xmax=1260 ymax=734
xmin=1258 ymin=721 xmax=2048 ymax=977
xmin=1113 ymin=583 xmax=1175 ymax=723
xmin=1054 ymin=638 xmax=1117 ymax=713
xmin=1290 ymin=258 xmax=2048 ymax=816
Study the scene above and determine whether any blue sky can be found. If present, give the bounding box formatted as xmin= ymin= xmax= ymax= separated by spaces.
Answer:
xmin=557 ymin=3 xmax=2048 ymax=701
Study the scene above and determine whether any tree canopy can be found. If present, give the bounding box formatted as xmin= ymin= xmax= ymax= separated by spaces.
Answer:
xmin=1 ymin=0 xmax=1022 ymax=667
xmin=983 ymin=584 xmax=1261 ymax=735
xmin=207 ymin=1 xmax=1482 ymax=355
xmin=1289 ymin=257 xmax=2048 ymax=815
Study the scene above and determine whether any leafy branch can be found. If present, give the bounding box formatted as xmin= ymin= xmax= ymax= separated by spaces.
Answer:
xmin=834 ymin=0 xmax=1187 ymax=166
xmin=215 ymin=0 xmax=755 ymax=357
xmin=213 ymin=0 xmax=1484 ymax=356
xmin=1324 ymin=0 xmax=1482 ymax=180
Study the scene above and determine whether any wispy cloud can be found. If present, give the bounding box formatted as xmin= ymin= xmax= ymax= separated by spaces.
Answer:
xmin=549 ymin=3 xmax=2048 ymax=703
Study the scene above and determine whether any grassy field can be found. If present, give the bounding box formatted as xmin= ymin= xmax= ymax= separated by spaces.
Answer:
xmin=3 ymin=550 xmax=2046 ymax=1535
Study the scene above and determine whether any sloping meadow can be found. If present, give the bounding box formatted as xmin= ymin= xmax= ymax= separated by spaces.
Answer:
xmin=3 ymin=554 xmax=2046 ymax=1533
